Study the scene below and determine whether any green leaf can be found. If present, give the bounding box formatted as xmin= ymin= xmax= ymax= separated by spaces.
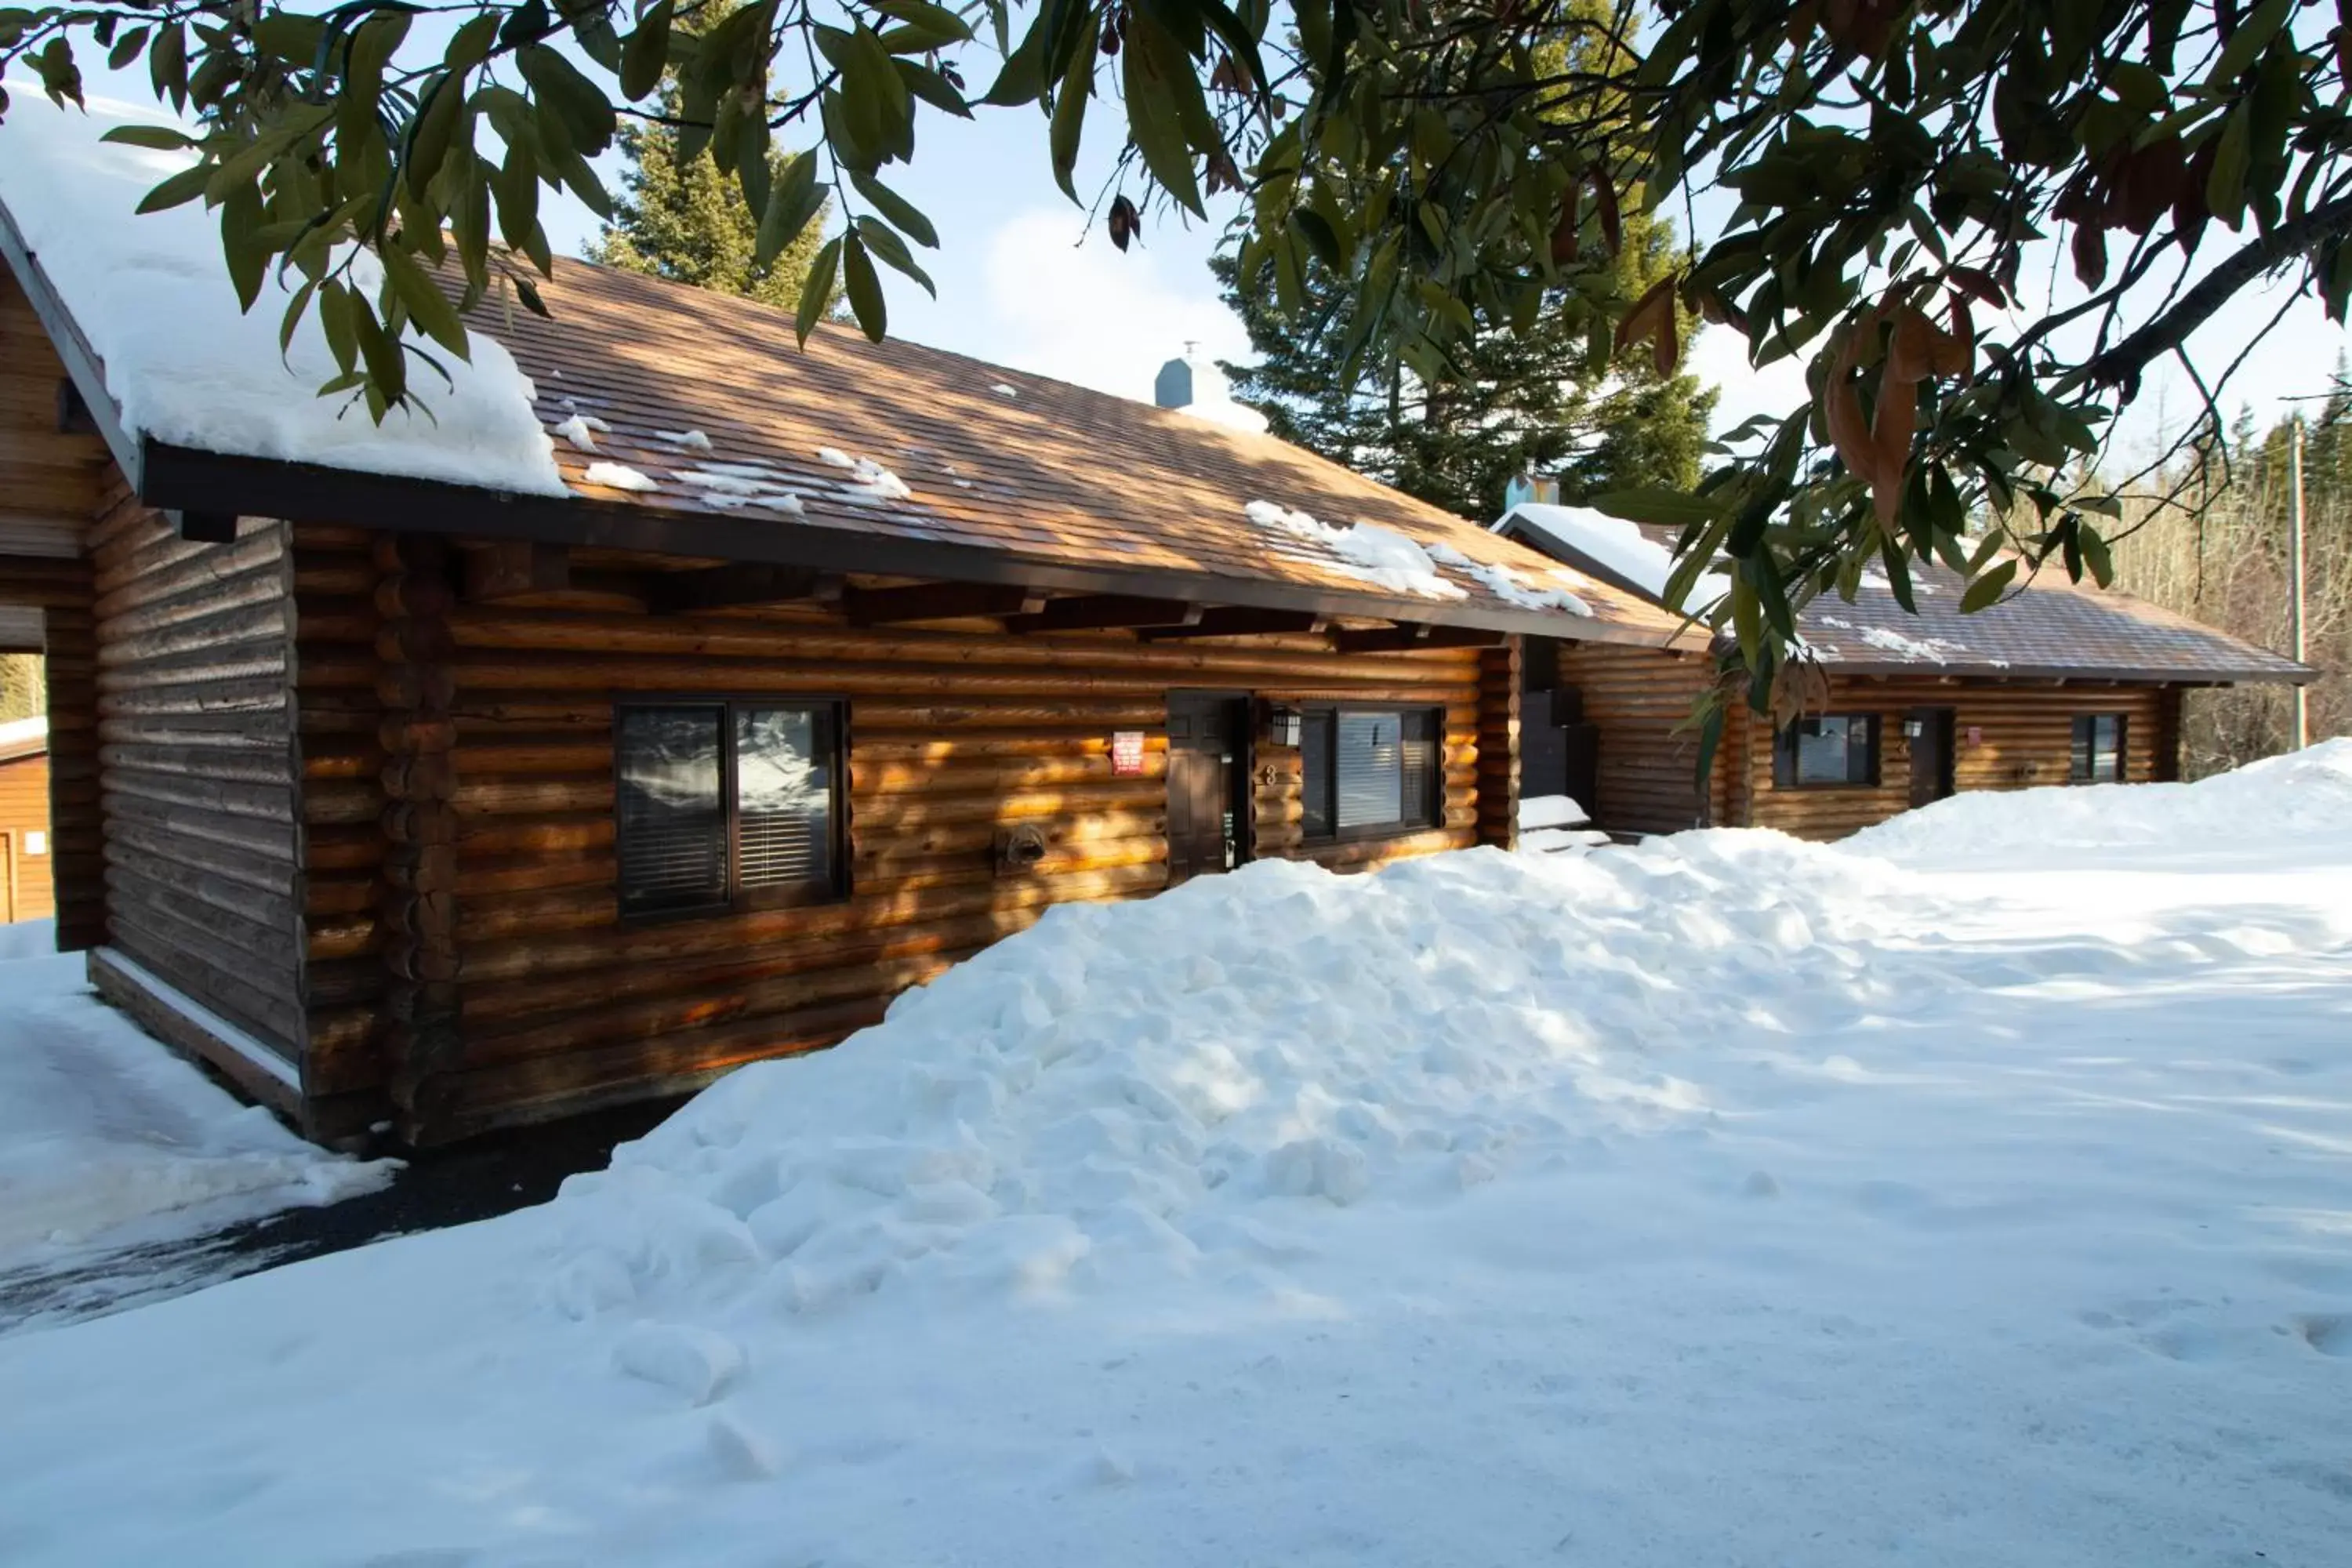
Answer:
xmin=100 ymin=124 xmax=194 ymax=152
xmin=895 ymin=60 xmax=973 ymax=119
xmin=982 ymin=7 xmax=1050 ymax=107
xmin=1592 ymin=488 xmax=1725 ymax=529
xmin=1047 ymin=11 xmax=1100 ymax=201
xmin=851 ymin=170 xmax=938 ymax=247
xmin=755 ymin=151 xmax=827 ymax=269
xmin=855 ymin=216 xmax=936 ymax=296
xmin=842 ymin=232 xmax=887 ymax=342
xmin=796 ymin=236 xmax=843 ymax=347
xmin=405 ymin=73 xmax=466 ymax=198
xmin=1958 ymin=558 xmax=2017 ymax=614
xmin=869 ymin=0 xmax=974 ymax=45
xmin=379 ymin=243 xmax=471 ymax=361
xmin=1121 ymin=13 xmax=1204 ymax=216
xmin=133 ymin=162 xmax=210 ymax=215
xmin=619 ymin=0 xmax=673 ymax=102
xmin=2209 ymin=0 xmax=2292 ymax=85
xmin=443 ymin=12 xmax=500 ymax=73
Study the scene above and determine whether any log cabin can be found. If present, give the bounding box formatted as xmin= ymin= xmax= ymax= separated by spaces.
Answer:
xmin=1495 ymin=502 xmax=2315 ymax=840
xmin=0 ymin=120 xmax=1698 ymax=1147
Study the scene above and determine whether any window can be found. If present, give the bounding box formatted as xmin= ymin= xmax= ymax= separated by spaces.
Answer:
xmin=615 ymin=699 xmax=844 ymax=916
xmin=1773 ymin=713 xmax=1879 ymax=789
xmin=2070 ymin=714 xmax=2126 ymax=784
xmin=1299 ymin=706 xmax=1442 ymax=841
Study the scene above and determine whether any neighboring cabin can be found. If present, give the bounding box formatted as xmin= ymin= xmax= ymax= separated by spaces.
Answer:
xmin=0 ymin=714 xmax=53 ymax=923
xmin=1495 ymin=502 xmax=2314 ymax=840
xmin=0 ymin=111 xmax=1693 ymax=1147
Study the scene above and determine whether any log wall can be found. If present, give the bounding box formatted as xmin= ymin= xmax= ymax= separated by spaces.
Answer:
xmin=296 ymin=540 xmax=1497 ymax=1140
xmin=1737 ymin=676 xmax=2169 ymax=841
xmin=1553 ymin=643 xmax=1720 ymax=834
xmin=90 ymin=488 xmax=306 ymax=1058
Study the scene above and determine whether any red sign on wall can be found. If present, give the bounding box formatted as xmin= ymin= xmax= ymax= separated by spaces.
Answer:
xmin=1110 ymin=731 xmax=1145 ymax=776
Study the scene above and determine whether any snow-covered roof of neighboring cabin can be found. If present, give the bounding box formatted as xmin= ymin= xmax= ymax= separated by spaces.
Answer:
xmin=1495 ymin=504 xmax=2312 ymax=684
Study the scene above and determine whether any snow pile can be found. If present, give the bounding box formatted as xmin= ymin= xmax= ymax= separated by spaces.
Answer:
xmin=0 ymin=93 xmax=564 ymax=496
xmin=581 ymin=461 xmax=659 ymax=493
xmin=656 ymin=428 xmax=715 ymax=451
xmin=816 ymin=447 xmax=913 ymax=503
xmin=674 ymin=464 xmax=808 ymax=514
xmin=1501 ymin=503 xmax=1730 ymax=612
xmin=1854 ymin=624 xmax=1965 ymax=662
xmin=1245 ymin=501 xmax=1466 ymax=600
xmin=1426 ymin=542 xmax=1594 ymax=613
xmin=1852 ymin=737 xmax=2352 ymax=863
xmin=0 ymin=934 xmax=390 ymax=1279
xmin=551 ymin=414 xmax=606 ymax=452
xmin=1518 ymin=793 xmax=1590 ymax=829
xmin=5 ymin=761 xmax=2352 ymax=1561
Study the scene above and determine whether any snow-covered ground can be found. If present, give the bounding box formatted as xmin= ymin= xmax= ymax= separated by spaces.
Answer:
xmin=0 ymin=931 xmax=391 ymax=1331
xmin=3 ymin=748 xmax=2351 ymax=1565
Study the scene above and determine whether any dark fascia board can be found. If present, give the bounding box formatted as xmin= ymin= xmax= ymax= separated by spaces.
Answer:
xmin=0 ymin=194 xmax=143 ymax=489
xmin=1826 ymin=659 xmax=2314 ymax=685
xmin=137 ymin=440 xmax=1687 ymax=651
xmin=1493 ymin=510 xmax=1664 ymax=605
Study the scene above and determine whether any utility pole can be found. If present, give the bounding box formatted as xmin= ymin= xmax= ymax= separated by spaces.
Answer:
xmin=2289 ymin=419 xmax=2308 ymax=750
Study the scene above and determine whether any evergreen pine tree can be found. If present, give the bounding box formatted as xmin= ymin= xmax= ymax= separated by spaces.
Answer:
xmin=587 ymin=6 xmax=834 ymax=311
xmin=1212 ymin=6 xmax=1716 ymax=520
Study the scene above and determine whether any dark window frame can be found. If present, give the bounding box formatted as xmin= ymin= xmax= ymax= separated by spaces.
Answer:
xmin=1773 ymin=713 xmax=1882 ymax=790
xmin=2069 ymin=713 xmax=2128 ymax=784
xmin=613 ymin=694 xmax=851 ymax=922
xmin=1298 ymin=702 xmax=1446 ymax=845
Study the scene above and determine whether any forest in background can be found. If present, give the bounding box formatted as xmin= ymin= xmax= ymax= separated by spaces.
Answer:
xmin=0 ymin=655 xmax=38 ymax=724
xmin=2110 ymin=371 xmax=2350 ymax=779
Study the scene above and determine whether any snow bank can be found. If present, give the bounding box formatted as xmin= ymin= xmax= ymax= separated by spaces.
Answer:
xmin=5 ymin=760 xmax=2352 ymax=1562
xmin=0 ymin=92 xmax=564 ymax=496
xmin=0 ymin=942 xmax=390 ymax=1282
xmin=1850 ymin=738 xmax=2352 ymax=862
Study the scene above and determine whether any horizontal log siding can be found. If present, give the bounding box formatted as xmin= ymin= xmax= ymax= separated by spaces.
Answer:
xmin=1740 ymin=677 xmax=2169 ymax=840
xmin=1553 ymin=643 xmax=1716 ymax=835
xmin=333 ymin=546 xmax=1493 ymax=1138
xmin=92 ymin=488 xmax=304 ymax=1055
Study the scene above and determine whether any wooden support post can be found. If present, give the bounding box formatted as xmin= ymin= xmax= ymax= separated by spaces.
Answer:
xmin=1331 ymin=622 xmax=1508 ymax=654
xmin=38 ymin=588 xmax=100 ymax=950
xmin=643 ymin=563 xmax=839 ymax=614
xmin=844 ymin=581 xmax=1047 ymax=625
xmin=376 ymin=532 xmax=463 ymax=1141
xmin=1139 ymin=608 xmax=1327 ymax=641
xmin=1003 ymin=595 xmax=1203 ymax=633
xmin=462 ymin=540 xmax=571 ymax=602
xmin=1475 ymin=638 xmax=1521 ymax=850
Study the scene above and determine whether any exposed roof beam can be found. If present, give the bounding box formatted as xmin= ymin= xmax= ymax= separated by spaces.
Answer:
xmin=1004 ymin=595 xmax=1203 ymax=633
xmin=166 ymin=510 xmax=237 ymax=543
xmin=1330 ymin=622 xmax=1507 ymax=653
xmin=844 ymin=581 xmax=1047 ymax=625
xmin=642 ymin=562 xmax=839 ymax=615
xmin=1139 ymin=608 xmax=1329 ymax=641
xmin=463 ymin=540 xmax=571 ymax=602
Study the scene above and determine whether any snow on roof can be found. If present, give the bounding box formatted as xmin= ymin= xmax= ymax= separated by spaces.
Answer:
xmin=1425 ymin=542 xmax=1593 ymax=614
xmin=0 ymin=90 xmax=564 ymax=496
xmin=582 ymin=462 xmax=658 ymax=492
xmin=1245 ymin=501 xmax=1466 ymax=601
xmin=1497 ymin=503 xmax=1729 ymax=613
xmin=0 ymin=714 xmax=45 ymax=756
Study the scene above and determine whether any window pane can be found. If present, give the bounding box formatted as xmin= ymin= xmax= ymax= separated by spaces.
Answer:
xmin=736 ymin=706 xmax=835 ymax=892
xmin=617 ymin=706 xmax=727 ymax=913
xmin=2071 ymin=717 xmax=2094 ymax=781
xmin=1336 ymin=710 xmax=1404 ymax=829
xmin=1301 ymin=711 xmax=1334 ymax=840
xmin=1795 ymin=717 xmax=1854 ymax=784
xmin=2092 ymin=715 xmax=2122 ymax=782
xmin=1399 ymin=710 xmax=1436 ymax=827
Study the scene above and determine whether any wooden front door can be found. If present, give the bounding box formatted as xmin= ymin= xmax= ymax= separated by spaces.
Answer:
xmin=1907 ymin=707 xmax=1956 ymax=808
xmin=1166 ymin=694 xmax=1247 ymax=887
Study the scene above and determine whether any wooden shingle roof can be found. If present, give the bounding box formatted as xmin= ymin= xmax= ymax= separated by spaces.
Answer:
xmin=1498 ymin=507 xmax=2312 ymax=684
xmin=465 ymin=257 xmax=1684 ymax=644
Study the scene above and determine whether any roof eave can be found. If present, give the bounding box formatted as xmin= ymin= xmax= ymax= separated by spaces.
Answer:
xmin=1817 ymin=659 xmax=2319 ymax=684
xmin=136 ymin=441 xmax=1688 ymax=649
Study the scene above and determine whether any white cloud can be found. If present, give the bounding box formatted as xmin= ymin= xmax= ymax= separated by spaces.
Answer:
xmin=1685 ymin=325 xmax=1814 ymax=438
xmin=974 ymin=209 xmax=1253 ymax=402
